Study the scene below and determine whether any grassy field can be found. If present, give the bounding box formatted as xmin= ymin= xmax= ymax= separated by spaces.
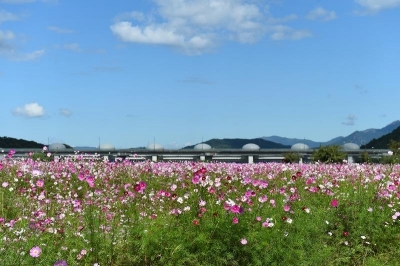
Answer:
xmin=1 ymin=152 xmax=400 ymax=265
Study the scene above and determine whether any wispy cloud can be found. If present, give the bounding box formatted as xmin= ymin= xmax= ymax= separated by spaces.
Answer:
xmin=1 ymin=29 xmax=45 ymax=61
xmin=110 ymin=0 xmax=311 ymax=55
xmin=306 ymin=7 xmax=337 ymax=21
xmin=0 ymin=30 xmax=15 ymax=56
xmin=0 ymin=9 xmax=19 ymax=23
xmin=63 ymin=43 xmax=81 ymax=52
xmin=47 ymin=26 xmax=75 ymax=34
xmin=11 ymin=49 xmax=45 ymax=61
xmin=355 ymin=0 xmax=400 ymax=13
xmin=0 ymin=29 xmax=15 ymax=41
xmin=59 ymin=108 xmax=72 ymax=117
xmin=267 ymin=14 xmax=298 ymax=24
xmin=13 ymin=102 xmax=45 ymax=117
xmin=269 ymin=25 xmax=312 ymax=41
xmin=342 ymin=114 xmax=357 ymax=126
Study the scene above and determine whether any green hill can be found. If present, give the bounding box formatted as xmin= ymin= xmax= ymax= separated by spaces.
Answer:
xmin=0 ymin=136 xmax=45 ymax=149
xmin=0 ymin=136 xmax=72 ymax=149
xmin=183 ymin=138 xmax=290 ymax=149
xmin=361 ymin=126 xmax=400 ymax=149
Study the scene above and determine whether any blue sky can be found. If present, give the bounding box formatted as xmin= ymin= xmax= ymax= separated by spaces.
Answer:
xmin=1 ymin=0 xmax=399 ymax=149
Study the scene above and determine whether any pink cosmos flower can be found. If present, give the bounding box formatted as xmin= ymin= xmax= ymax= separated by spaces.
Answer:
xmin=232 ymin=217 xmax=239 ymax=224
xmin=330 ymin=199 xmax=338 ymax=208
xmin=30 ymin=246 xmax=42 ymax=258
xmin=283 ymin=205 xmax=291 ymax=212
xmin=78 ymin=172 xmax=85 ymax=181
xmin=240 ymin=238 xmax=248 ymax=245
xmin=86 ymin=176 xmax=95 ymax=187
xmin=36 ymin=180 xmax=44 ymax=188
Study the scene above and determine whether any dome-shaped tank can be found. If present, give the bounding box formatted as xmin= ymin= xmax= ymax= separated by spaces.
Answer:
xmin=99 ymin=144 xmax=115 ymax=151
xmin=342 ymin=143 xmax=360 ymax=150
xmin=194 ymin=143 xmax=212 ymax=150
xmin=146 ymin=143 xmax=164 ymax=151
xmin=242 ymin=143 xmax=260 ymax=151
xmin=291 ymin=143 xmax=310 ymax=151
xmin=49 ymin=143 xmax=67 ymax=151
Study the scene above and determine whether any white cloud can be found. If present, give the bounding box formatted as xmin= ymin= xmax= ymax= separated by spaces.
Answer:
xmin=0 ymin=9 xmax=19 ymax=23
xmin=269 ymin=25 xmax=312 ymax=40
xmin=13 ymin=102 xmax=45 ymax=117
xmin=306 ymin=7 xmax=337 ymax=21
xmin=47 ymin=26 xmax=75 ymax=34
xmin=59 ymin=108 xmax=72 ymax=117
xmin=111 ymin=0 xmax=311 ymax=54
xmin=355 ymin=0 xmax=400 ymax=13
xmin=342 ymin=114 xmax=357 ymax=126
xmin=110 ymin=22 xmax=215 ymax=55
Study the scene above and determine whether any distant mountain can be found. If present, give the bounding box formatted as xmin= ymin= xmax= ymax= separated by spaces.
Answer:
xmin=183 ymin=138 xmax=290 ymax=149
xmin=362 ymin=125 xmax=400 ymax=149
xmin=261 ymin=136 xmax=321 ymax=148
xmin=263 ymin=120 xmax=400 ymax=147
xmin=327 ymin=120 xmax=400 ymax=146
xmin=0 ymin=136 xmax=44 ymax=149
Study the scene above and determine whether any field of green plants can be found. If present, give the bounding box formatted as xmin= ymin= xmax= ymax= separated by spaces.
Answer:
xmin=1 ymin=149 xmax=400 ymax=265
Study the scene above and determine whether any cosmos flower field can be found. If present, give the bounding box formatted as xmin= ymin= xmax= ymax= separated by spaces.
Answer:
xmin=1 ymin=150 xmax=400 ymax=265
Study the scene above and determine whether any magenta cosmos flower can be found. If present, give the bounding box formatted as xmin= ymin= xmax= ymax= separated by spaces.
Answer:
xmin=30 ymin=246 xmax=42 ymax=258
xmin=54 ymin=260 xmax=68 ymax=266
xmin=330 ymin=199 xmax=338 ymax=208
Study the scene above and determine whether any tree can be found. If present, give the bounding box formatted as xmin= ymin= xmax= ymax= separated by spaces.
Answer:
xmin=283 ymin=152 xmax=301 ymax=163
xmin=359 ymin=152 xmax=372 ymax=163
xmin=381 ymin=140 xmax=400 ymax=164
xmin=388 ymin=140 xmax=400 ymax=155
xmin=312 ymin=145 xmax=346 ymax=163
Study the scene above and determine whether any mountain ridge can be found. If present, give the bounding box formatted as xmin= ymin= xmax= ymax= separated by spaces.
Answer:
xmin=263 ymin=120 xmax=400 ymax=148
